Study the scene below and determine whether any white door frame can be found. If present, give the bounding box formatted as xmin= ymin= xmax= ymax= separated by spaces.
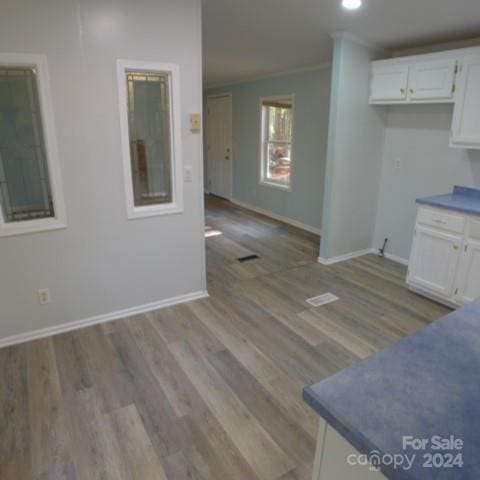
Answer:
xmin=206 ymin=93 xmax=233 ymax=200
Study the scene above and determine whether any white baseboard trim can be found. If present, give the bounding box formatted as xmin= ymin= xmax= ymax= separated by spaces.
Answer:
xmin=318 ymin=248 xmax=375 ymax=265
xmin=383 ymin=252 xmax=409 ymax=266
xmin=408 ymin=285 xmax=458 ymax=309
xmin=230 ymin=198 xmax=321 ymax=235
xmin=0 ymin=290 xmax=209 ymax=349
xmin=318 ymin=248 xmax=410 ymax=266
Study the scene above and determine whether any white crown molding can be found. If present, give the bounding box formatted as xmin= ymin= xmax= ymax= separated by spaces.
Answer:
xmin=330 ymin=31 xmax=388 ymax=54
xmin=0 ymin=290 xmax=209 ymax=349
xmin=204 ymin=63 xmax=332 ymax=91
xmin=392 ymin=36 xmax=480 ymax=58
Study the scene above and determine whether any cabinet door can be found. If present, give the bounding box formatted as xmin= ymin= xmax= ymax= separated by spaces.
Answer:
xmin=455 ymin=239 xmax=480 ymax=304
xmin=408 ymin=59 xmax=456 ymax=101
xmin=370 ymin=64 xmax=409 ymax=103
xmin=451 ymin=54 xmax=480 ymax=149
xmin=408 ymin=226 xmax=462 ymax=298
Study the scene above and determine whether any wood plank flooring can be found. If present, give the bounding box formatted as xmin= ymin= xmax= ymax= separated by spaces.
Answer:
xmin=0 ymin=194 xmax=450 ymax=480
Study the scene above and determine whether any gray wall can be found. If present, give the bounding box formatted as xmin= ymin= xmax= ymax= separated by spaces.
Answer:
xmin=205 ymin=68 xmax=331 ymax=231
xmin=0 ymin=0 xmax=205 ymax=341
xmin=320 ymin=36 xmax=386 ymax=260
xmin=373 ymin=104 xmax=480 ymax=262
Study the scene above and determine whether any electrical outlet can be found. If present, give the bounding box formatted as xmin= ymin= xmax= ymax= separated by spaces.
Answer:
xmin=394 ymin=158 xmax=402 ymax=169
xmin=37 ymin=288 xmax=51 ymax=305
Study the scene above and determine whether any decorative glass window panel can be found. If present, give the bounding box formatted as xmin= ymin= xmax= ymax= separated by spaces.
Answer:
xmin=117 ymin=60 xmax=183 ymax=219
xmin=0 ymin=53 xmax=66 ymax=237
xmin=0 ymin=67 xmax=54 ymax=222
xmin=260 ymin=96 xmax=294 ymax=190
xmin=127 ymin=71 xmax=172 ymax=206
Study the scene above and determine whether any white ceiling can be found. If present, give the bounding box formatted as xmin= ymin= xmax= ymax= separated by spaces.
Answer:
xmin=202 ymin=0 xmax=480 ymax=87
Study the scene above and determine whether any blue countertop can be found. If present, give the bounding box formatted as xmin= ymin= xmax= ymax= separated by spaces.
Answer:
xmin=303 ymin=299 xmax=480 ymax=480
xmin=416 ymin=186 xmax=480 ymax=216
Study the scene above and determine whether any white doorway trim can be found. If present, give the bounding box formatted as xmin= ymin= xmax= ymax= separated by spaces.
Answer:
xmin=206 ymin=93 xmax=233 ymax=200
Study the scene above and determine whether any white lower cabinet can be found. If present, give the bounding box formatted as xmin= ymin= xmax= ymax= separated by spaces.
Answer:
xmin=456 ymin=238 xmax=480 ymax=304
xmin=408 ymin=206 xmax=480 ymax=307
xmin=408 ymin=226 xmax=462 ymax=299
xmin=312 ymin=421 xmax=386 ymax=480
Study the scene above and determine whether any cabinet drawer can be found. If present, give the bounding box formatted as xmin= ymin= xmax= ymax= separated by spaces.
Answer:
xmin=469 ymin=218 xmax=480 ymax=240
xmin=417 ymin=207 xmax=466 ymax=234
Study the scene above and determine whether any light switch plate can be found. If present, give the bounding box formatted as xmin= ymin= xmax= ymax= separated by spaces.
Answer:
xmin=190 ymin=113 xmax=202 ymax=132
xmin=184 ymin=166 xmax=193 ymax=182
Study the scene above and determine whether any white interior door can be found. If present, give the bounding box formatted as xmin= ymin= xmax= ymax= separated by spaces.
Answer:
xmin=207 ymin=95 xmax=232 ymax=199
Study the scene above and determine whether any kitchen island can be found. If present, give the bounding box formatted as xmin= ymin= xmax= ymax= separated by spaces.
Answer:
xmin=303 ymin=299 xmax=480 ymax=479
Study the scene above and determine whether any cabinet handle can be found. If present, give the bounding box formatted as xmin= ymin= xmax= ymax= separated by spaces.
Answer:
xmin=434 ymin=219 xmax=447 ymax=225
xmin=453 ymin=245 xmax=459 ymax=250
xmin=409 ymin=88 xmax=414 ymax=94
xmin=400 ymin=88 xmax=405 ymax=94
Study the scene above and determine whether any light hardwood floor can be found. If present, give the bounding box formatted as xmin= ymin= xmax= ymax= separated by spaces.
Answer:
xmin=0 ymin=195 xmax=450 ymax=480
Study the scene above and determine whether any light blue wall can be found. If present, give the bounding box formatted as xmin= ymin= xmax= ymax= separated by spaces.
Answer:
xmin=205 ymin=68 xmax=331 ymax=230
xmin=373 ymin=104 xmax=480 ymax=262
xmin=319 ymin=37 xmax=386 ymax=260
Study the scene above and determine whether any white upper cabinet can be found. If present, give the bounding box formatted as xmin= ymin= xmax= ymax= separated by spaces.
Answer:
xmin=370 ymin=64 xmax=409 ymax=103
xmin=370 ymin=56 xmax=458 ymax=105
xmin=408 ymin=59 xmax=457 ymax=101
xmin=450 ymin=54 xmax=480 ymax=149
xmin=370 ymin=47 xmax=480 ymax=149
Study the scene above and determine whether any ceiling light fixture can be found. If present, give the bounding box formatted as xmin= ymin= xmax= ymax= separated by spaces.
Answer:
xmin=342 ymin=0 xmax=362 ymax=10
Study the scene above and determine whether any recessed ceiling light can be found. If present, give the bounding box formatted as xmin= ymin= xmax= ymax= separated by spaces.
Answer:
xmin=342 ymin=0 xmax=362 ymax=10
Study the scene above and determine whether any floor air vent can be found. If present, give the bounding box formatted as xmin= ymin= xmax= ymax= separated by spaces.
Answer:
xmin=306 ymin=293 xmax=339 ymax=307
xmin=237 ymin=254 xmax=260 ymax=263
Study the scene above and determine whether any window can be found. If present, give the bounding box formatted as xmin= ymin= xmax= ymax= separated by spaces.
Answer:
xmin=117 ymin=60 xmax=183 ymax=219
xmin=260 ymin=96 xmax=294 ymax=190
xmin=0 ymin=53 xmax=66 ymax=237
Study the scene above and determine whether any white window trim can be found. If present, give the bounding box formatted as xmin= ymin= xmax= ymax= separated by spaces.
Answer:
xmin=0 ymin=53 xmax=67 ymax=237
xmin=117 ymin=59 xmax=183 ymax=220
xmin=258 ymin=94 xmax=295 ymax=192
